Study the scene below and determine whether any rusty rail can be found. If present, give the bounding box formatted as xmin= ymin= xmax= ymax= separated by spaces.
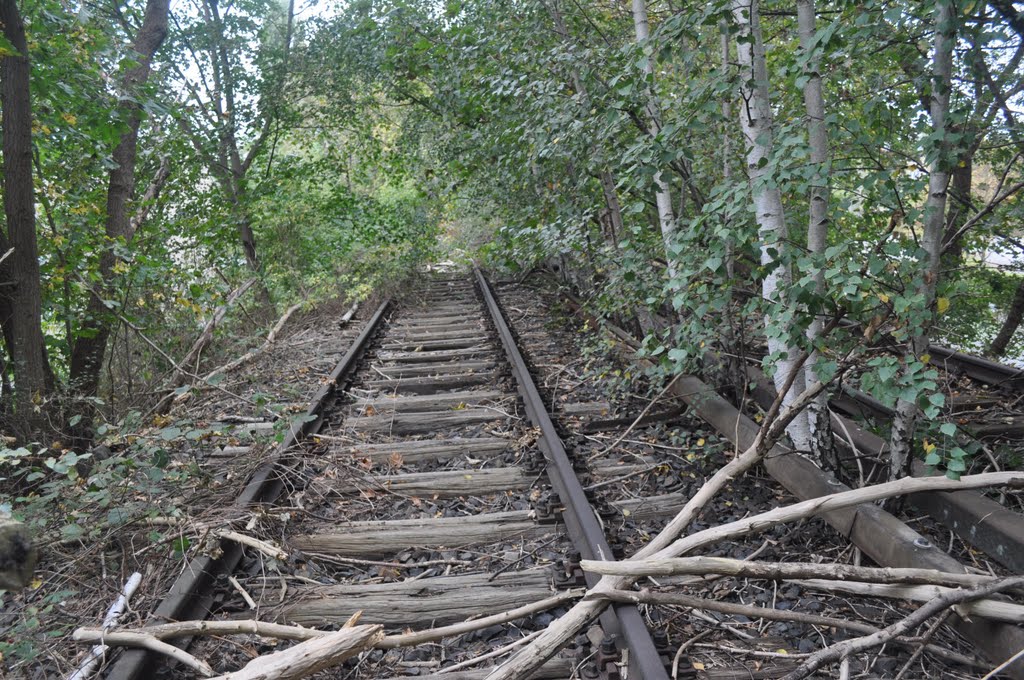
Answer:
xmin=475 ymin=269 xmax=670 ymax=680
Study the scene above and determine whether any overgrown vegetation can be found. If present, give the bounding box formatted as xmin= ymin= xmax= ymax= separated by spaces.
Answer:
xmin=310 ymin=0 xmax=1024 ymax=479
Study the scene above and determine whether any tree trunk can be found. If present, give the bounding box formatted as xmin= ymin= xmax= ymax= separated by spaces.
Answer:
xmin=889 ymin=0 xmax=956 ymax=481
xmin=68 ymin=0 xmax=170 ymax=447
xmin=0 ymin=0 xmax=49 ymax=437
xmin=989 ymin=277 xmax=1024 ymax=358
xmin=942 ymin=151 xmax=972 ymax=264
xmin=797 ymin=0 xmax=838 ymax=469
xmin=731 ymin=0 xmax=811 ymax=452
xmin=631 ymin=0 xmax=678 ymax=281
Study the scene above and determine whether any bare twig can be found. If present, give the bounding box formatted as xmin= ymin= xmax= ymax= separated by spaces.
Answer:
xmin=780 ymin=576 xmax=1024 ymax=679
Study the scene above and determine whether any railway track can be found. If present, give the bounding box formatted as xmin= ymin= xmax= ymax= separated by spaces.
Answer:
xmin=98 ymin=269 xmax=1023 ymax=680
xmin=107 ymin=272 xmax=689 ymax=680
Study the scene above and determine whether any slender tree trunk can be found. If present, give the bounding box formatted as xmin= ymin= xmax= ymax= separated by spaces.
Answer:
xmin=720 ymin=21 xmax=733 ymax=281
xmin=631 ymin=0 xmax=678 ymax=280
xmin=731 ymin=0 xmax=811 ymax=451
xmin=797 ymin=0 xmax=838 ymax=469
xmin=0 ymin=0 xmax=49 ymax=437
xmin=989 ymin=278 xmax=1024 ymax=358
xmin=67 ymin=0 xmax=170 ymax=446
xmin=942 ymin=152 xmax=972 ymax=264
xmin=889 ymin=0 xmax=956 ymax=481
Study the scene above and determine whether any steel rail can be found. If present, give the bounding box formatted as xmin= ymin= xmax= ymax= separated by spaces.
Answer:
xmin=475 ymin=269 xmax=670 ymax=680
xmin=104 ymin=299 xmax=392 ymax=680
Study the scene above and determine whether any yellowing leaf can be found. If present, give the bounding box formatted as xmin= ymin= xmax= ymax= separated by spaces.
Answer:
xmin=776 ymin=649 xmax=789 ymax=655
xmin=697 ymin=438 xmax=705 ymax=446
xmin=923 ymin=440 xmax=936 ymax=453
xmin=30 ymin=577 xmax=43 ymax=589
xmin=920 ymin=354 xmax=931 ymax=364
xmin=878 ymin=292 xmax=890 ymax=303
xmin=937 ymin=297 xmax=950 ymax=314
xmin=692 ymin=662 xmax=706 ymax=671
xmin=622 ymin=509 xmax=631 ymax=517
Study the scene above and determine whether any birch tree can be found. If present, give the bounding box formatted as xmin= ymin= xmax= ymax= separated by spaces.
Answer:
xmin=631 ymin=0 xmax=679 ymax=280
xmin=796 ymin=0 xmax=837 ymax=467
xmin=888 ymin=0 xmax=957 ymax=481
xmin=731 ymin=0 xmax=811 ymax=451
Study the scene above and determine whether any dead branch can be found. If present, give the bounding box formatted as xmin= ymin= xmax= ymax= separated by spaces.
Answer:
xmin=788 ymin=579 xmax=1024 ymax=622
xmin=781 ymin=576 xmax=1024 ymax=679
xmin=68 ymin=572 xmax=143 ymax=680
xmin=579 ymin=555 xmax=1003 ymax=589
xmin=197 ymin=300 xmax=304 ymax=384
xmin=73 ymin=620 xmax=319 ymax=645
xmin=377 ymin=589 xmax=583 ymax=648
xmin=485 ymin=470 xmax=1024 ymax=680
xmin=72 ymin=590 xmax=582 ymax=650
xmin=211 ymin=624 xmax=383 ymax=680
xmin=153 ymin=277 xmax=258 ymax=414
xmin=596 ymin=588 xmax=982 ymax=669
xmin=69 ymin=631 xmax=214 ymax=677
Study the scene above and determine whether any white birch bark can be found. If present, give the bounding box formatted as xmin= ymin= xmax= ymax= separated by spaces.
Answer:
xmin=732 ymin=0 xmax=811 ymax=451
xmin=797 ymin=0 xmax=837 ymax=467
xmin=631 ymin=0 xmax=679 ymax=280
xmin=889 ymin=0 xmax=956 ymax=480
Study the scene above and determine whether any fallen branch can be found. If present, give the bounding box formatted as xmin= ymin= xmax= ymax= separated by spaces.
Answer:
xmin=788 ymin=579 xmax=1024 ymax=622
xmin=485 ymin=470 xmax=1024 ymax=680
xmin=73 ymin=620 xmax=320 ymax=645
xmin=198 ymin=300 xmax=305 ymax=384
xmin=152 ymin=277 xmax=258 ymax=415
xmin=781 ymin=575 xmax=1024 ymax=679
xmin=212 ymin=624 xmax=383 ymax=680
xmin=377 ymin=589 xmax=583 ymax=648
xmin=213 ymin=530 xmax=287 ymax=562
xmin=70 ymin=630 xmax=214 ymax=677
xmin=72 ymin=590 xmax=582 ymax=649
xmin=67 ymin=572 xmax=143 ymax=680
xmin=595 ymin=588 xmax=981 ymax=669
xmin=579 ymin=555 xmax=1003 ymax=589
xmin=339 ymin=301 xmax=359 ymax=325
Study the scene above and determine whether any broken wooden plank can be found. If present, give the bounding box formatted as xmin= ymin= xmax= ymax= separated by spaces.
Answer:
xmin=370 ymin=360 xmax=497 ymax=379
xmin=558 ymin=401 xmax=611 ymax=416
xmin=346 ymin=408 xmax=507 ymax=435
xmin=352 ymin=390 xmax=510 ymax=414
xmin=375 ymin=657 xmax=573 ymax=680
xmin=364 ymin=373 xmax=497 ymax=395
xmin=331 ymin=466 xmax=531 ymax=497
xmin=271 ymin=570 xmax=555 ymax=628
xmin=394 ymin=329 xmax=493 ymax=342
xmin=378 ymin=348 xmax=493 ymax=364
xmin=380 ymin=337 xmax=491 ymax=352
xmin=288 ymin=511 xmax=554 ymax=557
xmin=337 ymin=437 xmax=510 ymax=464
